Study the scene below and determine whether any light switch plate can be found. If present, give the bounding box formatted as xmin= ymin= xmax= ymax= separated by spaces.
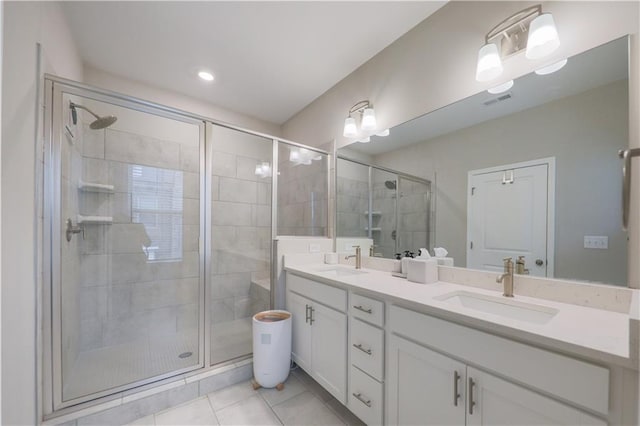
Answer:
xmin=584 ymin=236 xmax=608 ymax=249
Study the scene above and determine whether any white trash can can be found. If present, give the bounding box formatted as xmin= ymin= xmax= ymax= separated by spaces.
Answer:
xmin=252 ymin=310 xmax=292 ymax=389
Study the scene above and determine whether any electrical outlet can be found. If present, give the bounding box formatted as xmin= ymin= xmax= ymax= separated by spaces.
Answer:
xmin=584 ymin=236 xmax=608 ymax=249
xmin=308 ymin=243 xmax=321 ymax=253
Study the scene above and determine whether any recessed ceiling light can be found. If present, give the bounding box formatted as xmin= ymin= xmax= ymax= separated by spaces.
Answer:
xmin=198 ymin=71 xmax=214 ymax=82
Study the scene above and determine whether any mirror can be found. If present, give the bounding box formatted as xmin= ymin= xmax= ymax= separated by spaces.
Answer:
xmin=337 ymin=37 xmax=629 ymax=286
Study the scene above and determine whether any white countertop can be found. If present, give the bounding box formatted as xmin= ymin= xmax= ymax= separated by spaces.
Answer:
xmin=285 ymin=261 xmax=634 ymax=369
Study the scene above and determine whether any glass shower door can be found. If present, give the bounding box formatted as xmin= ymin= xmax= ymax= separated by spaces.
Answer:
xmin=52 ymin=86 xmax=204 ymax=406
xmin=397 ymin=176 xmax=432 ymax=255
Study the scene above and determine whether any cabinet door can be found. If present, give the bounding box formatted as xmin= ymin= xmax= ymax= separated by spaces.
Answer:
xmin=466 ymin=367 xmax=606 ymax=426
xmin=310 ymin=302 xmax=347 ymax=403
xmin=287 ymin=291 xmax=312 ymax=372
xmin=387 ymin=335 xmax=466 ymax=426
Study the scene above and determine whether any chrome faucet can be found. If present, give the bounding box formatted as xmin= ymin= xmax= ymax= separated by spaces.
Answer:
xmin=496 ymin=257 xmax=514 ymax=297
xmin=516 ymin=256 xmax=530 ymax=275
xmin=345 ymin=245 xmax=362 ymax=269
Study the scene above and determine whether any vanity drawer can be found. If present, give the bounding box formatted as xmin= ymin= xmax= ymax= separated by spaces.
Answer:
xmin=348 ymin=366 xmax=383 ymax=426
xmin=350 ymin=318 xmax=384 ymax=381
xmin=287 ymin=273 xmax=346 ymax=312
xmin=350 ymin=293 xmax=384 ymax=326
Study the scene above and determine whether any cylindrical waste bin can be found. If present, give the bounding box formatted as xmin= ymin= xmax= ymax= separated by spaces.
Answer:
xmin=252 ymin=310 xmax=292 ymax=389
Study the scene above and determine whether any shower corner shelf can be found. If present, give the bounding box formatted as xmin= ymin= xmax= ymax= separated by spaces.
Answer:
xmin=79 ymin=180 xmax=115 ymax=193
xmin=77 ymin=214 xmax=113 ymax=225
xmin=365 ymin=227 xmax=382 ymax=232
xmin=363 ymin=211 xmax=382 ymax=215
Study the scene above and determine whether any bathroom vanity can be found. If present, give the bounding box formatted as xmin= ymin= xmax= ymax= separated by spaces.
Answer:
xmin=284 ymin=256 xmax=639 ymax=425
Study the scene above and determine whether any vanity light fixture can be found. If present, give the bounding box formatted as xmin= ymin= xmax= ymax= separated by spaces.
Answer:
xmin=487 ymin=80 xmax=514 ymax=94
xmin=534 ymin=58 xmax=568 ymax=75
xmin=475 ymin=5 xmax=561 ymax=82
xmin=254 ymin=162 xmax=272 ymax=178
xmin=198 ymin=70 xmax=214 ymax=81
xmin=357 ymin=136 xmax=371 ymax=143
xmin=343 ymin=100 xmax=387 ymax=142
xmin=375 ymin=128 xmax=390 ymax=137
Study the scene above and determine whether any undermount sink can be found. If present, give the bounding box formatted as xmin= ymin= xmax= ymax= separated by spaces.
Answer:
xmin=312 ymin=266 xmax=368 ymax=277
xmin=434 ymin=291 xmax=558 ymax=325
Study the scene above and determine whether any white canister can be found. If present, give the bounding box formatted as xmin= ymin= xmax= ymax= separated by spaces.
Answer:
xmin=324 ymin=252 xmax=339 ymax=264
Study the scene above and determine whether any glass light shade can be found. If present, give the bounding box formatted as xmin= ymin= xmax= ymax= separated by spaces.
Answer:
xmin=361 ymin=108 xmax=377 ymax=131
xmin=255 ymin=165 xmax=262 ymax=176
xmin=526 ymin=13 xmax=560 ymax=60
xmin=487 ymin=80 xmax=514 ymax=94
xmin=376 ymin=128 xmax=390 ymax=137
xmin=343 ymin=117 xmax=358 ymax=137
xmin=535 ymin=58 xmax=567 ymax=75
xmin=358 ymin=136 xmax=371 ymax=143
xmin=475 ymin=43 xmax=503 ymax=82
xmin=289 ymin=149 xmax=300 ymax=163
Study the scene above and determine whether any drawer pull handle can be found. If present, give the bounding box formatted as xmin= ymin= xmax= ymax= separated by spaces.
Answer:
xmin=309 ymin=306 xmax=315 ymax=325
xmin=468 ymin=377 xmax=476 ymax=415
xmin=352 ymin=392 xmax=372 ymax=408
xmin=352 ymin=343 xmax=372 ymax=355
xmin=353 ymin=305 xmax=372 ymax=314
xmin=453 ymin=370 xmax=460 ymax=407
xmin=305 ymin=304 xmax=310 ymax=324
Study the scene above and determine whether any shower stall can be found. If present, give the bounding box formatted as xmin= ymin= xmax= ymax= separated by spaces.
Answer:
xmin=336 ymin=156 xmax=432 ymax=258
xmin=43 ymin=77 xmax=329 ymax=412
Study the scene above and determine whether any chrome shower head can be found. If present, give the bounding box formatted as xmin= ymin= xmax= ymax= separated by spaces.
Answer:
xmin=70 ymin=102 xmax=118 ymax=130
xmin=385 ymin=180 xmax=396 ymax=190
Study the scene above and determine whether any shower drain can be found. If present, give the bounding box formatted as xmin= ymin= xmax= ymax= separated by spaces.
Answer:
xmin=178 ymin=352 xmax=193 ymax=359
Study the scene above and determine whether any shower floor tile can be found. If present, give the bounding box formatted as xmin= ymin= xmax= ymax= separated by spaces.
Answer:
xmin=124 ymin=369 xmax=365 ymax=426
xmin=64 ymin=332 xmax=199 ymax=401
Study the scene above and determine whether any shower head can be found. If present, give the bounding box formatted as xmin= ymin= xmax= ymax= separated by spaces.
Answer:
xmin=385 ymin=180 xmax=396 ymax=190
xmin=70 ymin=102 xmax=118 ymax=130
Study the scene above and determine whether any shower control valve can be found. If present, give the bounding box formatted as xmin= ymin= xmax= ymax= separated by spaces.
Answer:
xmin=66 ymin=218 xmax=84 ymax=242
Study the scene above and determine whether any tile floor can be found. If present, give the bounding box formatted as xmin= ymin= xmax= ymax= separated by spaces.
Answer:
xmin=126 ymin=367 xmax=365 ymax=426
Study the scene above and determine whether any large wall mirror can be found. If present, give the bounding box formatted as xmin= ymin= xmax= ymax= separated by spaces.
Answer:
xmin=337 ymin=36 xmax=629 ymax=286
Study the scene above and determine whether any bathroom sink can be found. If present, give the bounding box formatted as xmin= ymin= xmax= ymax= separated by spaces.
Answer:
xmin=312 ymin=266 xmax=368 ymax=277
xmin=434 ymin=291 xmax=558 ymax=324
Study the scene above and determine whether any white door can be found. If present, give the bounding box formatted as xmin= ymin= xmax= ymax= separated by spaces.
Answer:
xmin=467 ymin=161 xmax=551 ymax=277
xmin=311 ymin=303 xmax=347 ymax=404
xmin=466 ymin=367 xmax=605 ymax=426
xmin=286 ymin=291 xmax=312 ymax=372
xmin=387 ymin=335 xmax=467 ymax=426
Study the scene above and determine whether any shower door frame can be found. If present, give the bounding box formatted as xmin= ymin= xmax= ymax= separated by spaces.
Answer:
xmin=44 ymin=78 xmax=208 ymax=411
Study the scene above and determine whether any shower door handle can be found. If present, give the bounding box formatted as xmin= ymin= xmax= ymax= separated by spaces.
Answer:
xmin=619 ymin=148 xmax=640 ymax=231
xmin=65 ymin=218 xmax=84 ymax=242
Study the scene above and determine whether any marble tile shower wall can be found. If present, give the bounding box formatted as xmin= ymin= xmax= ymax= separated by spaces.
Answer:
xmin=371 ymin=181 xmax=397 ymax=258
xmin=397 ymin=180 xmax=432 ymax=255
xmin=336 ymin=177 xmax=369 ymax=238
xmin=210 ymin=145 xmax=271 ymax=328
xmin=277 ymin=156 xmax=328 ymax=236
xmin=78 ymin=124 xmax=200 ymax=352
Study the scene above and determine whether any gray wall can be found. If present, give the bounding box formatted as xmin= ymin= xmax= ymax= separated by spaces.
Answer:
xmin=374 ymin=80 xmax=628 ymax=285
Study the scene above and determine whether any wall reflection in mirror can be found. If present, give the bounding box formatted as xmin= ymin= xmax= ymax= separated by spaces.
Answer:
xmin=337 ymin=37 xmax=629 ymax=286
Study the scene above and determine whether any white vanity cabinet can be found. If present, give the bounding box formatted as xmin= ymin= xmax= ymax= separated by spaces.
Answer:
xmin=286 ymin=273 xmax=347 ymax=403
xmin=387 ymin=305 xmax=608 ymax=426
xmin=388 ymin=334 xmax=605 ymax=425
xmin=348 ymin=293 xmax=385 ymax=425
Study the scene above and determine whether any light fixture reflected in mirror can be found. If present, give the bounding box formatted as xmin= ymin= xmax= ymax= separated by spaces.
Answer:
xmin=289 ymin=147 xmax=321 ymax=166
xmin=475 ymin=4 xmax=560 ymax=83
xmin=254 ymin=162 xmax=272 ymax=178
xmin=375 ymin=128 xmax=390 ymax=137
xmin=535 ymin=58 xmax=568 ymax=75
xmin=487 ymin=80 xmax=514 ymax=94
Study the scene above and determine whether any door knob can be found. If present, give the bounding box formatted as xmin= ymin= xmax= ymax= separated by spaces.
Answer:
xmin=535 ymin=259 xmax=544 ymax=266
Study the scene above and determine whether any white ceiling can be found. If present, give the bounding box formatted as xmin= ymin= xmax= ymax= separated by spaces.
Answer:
xmin=61 ymin=1 xmax=446 ymax=125
xmin=345 ymin=36 xmax=628 ymax=156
